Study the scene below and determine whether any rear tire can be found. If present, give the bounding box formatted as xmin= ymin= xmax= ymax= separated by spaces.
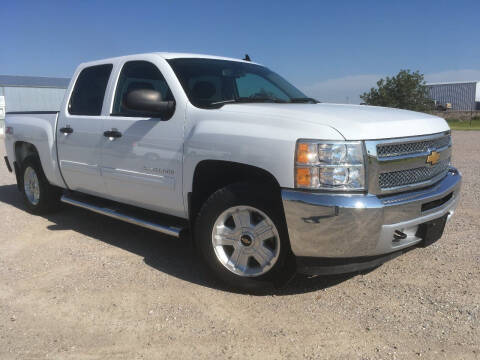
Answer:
xmin=20 ymin=156 xmax=61 ymax=214
xmin=194 ymin=182 xmax=294 ymax=293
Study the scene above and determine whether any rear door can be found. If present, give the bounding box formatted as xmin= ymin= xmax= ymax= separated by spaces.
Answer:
xmin=57 ymin=64 xmax=112 ymax=196
xmin=101 ymin=59 xmax=185 ymax=217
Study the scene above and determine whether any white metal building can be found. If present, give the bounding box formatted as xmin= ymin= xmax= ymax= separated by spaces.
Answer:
xmin=0 ymin=75 xmax=69 ymax=134
xmin=426 ymin=81 xmax=480 ymax=111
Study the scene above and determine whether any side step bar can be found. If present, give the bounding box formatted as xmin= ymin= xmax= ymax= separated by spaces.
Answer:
xmin=61 ymin=195 xmax=182 ymax=238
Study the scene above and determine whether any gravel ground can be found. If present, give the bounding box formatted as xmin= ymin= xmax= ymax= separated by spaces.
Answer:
xmin=0 ymin=131 xmax=479 ymax=359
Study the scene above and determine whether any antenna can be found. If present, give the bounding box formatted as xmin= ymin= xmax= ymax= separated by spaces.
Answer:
xmin=243 ymin=54 xmax=251 ymax=62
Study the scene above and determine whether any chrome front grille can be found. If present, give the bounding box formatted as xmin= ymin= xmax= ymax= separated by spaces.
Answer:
xmin=377 ymin=133 xmax=451 ymax=158
xmin=366 ymin=132 xmax=452 ymax=194
xmin=378 ymin=158 xmax=450 ymax=189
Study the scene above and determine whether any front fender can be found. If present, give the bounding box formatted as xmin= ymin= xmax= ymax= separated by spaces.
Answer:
xmin=183 ymin=108 xmax=345 ymax=197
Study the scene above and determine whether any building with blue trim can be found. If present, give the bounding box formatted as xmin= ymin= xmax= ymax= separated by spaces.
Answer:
xmin=426 ymin=81 xmax=480 ymax=111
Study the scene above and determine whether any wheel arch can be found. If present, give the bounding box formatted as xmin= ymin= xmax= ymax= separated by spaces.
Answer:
xmin=14 ymin=141 xmax=40 ymax=166
xmin=188 ymin=160 xmax=282 ymax=224
xmin=13 ymin=142 xmax=41 ymax=190
xmin=13 ymin=140 xmax=65 ymax=189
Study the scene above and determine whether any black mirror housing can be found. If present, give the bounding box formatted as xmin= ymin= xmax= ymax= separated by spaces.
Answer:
xmin=123 ymin=89 xmax=175 ymax=119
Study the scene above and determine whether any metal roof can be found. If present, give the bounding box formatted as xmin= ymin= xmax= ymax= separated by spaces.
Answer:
xmin=426 ymin=80 xmax=479 ymax=86
xmin=0 ymin=75 xmax=70 ymax=88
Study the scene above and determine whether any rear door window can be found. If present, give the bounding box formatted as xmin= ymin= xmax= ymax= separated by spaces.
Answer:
xmin=68 ymin=64 xmax=113 ymax=116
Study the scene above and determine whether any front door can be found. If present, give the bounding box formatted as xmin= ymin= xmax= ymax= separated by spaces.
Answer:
xmin=57 ymin=64 xmax=113 ymax=196
xmin=101 ymin=60 xmax=184 ymax=217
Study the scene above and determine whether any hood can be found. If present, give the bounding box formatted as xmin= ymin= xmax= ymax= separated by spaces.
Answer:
xmin=219 ymin=103 xmax=449 ymax=140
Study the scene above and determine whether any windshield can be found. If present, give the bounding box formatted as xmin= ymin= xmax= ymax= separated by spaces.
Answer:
xmin=167 ymin=58 xmax=312 ymax=109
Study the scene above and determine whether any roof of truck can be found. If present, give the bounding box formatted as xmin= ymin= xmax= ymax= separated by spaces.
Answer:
xmin=79 ymin=52 xmax=259 ymax=68
xmin=156 ymin=52 xmax=255 ymax=63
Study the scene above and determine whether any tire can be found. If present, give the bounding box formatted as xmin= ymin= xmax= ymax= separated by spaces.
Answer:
xmin=20 ymin=156 xmax=61 ymax=214
xmin=194 ymin=182 xmax=294 ymax=292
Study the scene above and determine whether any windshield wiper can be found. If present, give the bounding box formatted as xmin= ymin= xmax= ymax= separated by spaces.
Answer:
xmin=290 ymin=97 xmax=319 ymax=104
xmin=210 ymin=97 xmax=289 ymax=106
xmin=209 ymin=97 xmax=318 ymax=108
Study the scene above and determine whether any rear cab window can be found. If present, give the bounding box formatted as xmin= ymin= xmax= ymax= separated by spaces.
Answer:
xmin=68 ymin=64 xmax=113 ymax=115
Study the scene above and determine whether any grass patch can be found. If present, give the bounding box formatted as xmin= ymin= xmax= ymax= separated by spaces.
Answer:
xmin=447 ymin=117 xmax=480 ymax=130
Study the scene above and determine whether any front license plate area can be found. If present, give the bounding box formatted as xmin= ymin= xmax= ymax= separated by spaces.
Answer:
xmin=416 ymin=214 xmax=449 ymax=247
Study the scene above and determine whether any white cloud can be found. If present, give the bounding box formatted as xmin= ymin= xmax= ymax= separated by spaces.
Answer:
xmin=302 ymin=69 xmax=480 ymax=104
xmin=301 ymin=74 xmax=381 ymax=104
xmin=424 ymin=69 xmax=480 ymax=83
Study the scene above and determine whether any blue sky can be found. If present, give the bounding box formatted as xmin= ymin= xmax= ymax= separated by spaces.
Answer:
xmin=2 ymin=0 xmax=479 ymax=103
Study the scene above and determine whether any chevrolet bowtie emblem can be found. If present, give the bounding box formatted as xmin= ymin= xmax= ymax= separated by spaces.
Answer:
xmin=426 ymin=150 xmax=440 ymax=165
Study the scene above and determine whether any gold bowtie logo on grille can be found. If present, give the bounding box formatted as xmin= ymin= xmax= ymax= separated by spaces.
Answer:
xmin=426 ymin=150 xmax=440 ymax=165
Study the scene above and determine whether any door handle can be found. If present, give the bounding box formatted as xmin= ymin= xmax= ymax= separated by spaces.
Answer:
xmin=59 ymin=126 xmax=73 ymax=135
xmin=103 ymin=130 xmax=122 ymax=139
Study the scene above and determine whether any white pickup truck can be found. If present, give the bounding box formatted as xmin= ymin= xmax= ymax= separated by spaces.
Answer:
xmin=4 ymin=53 xmax=461 ymax=291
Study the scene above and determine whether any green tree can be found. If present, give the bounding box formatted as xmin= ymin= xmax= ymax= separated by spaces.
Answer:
xmin=360 ymin=70 xmax=433 ymax=112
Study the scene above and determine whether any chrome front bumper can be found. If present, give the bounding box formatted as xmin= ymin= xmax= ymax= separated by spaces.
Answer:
xmin=282 ymin=167 xmax=462 ymax=259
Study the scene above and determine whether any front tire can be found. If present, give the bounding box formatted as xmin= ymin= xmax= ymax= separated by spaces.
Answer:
xmin=20 ymin=156 xmax=61 ymax=214
xmin=194 ymin=183 xmax=293 ymax=292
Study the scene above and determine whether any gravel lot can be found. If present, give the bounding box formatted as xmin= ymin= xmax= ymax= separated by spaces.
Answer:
xmin=0 ymin=131 xmax=479 ymax=359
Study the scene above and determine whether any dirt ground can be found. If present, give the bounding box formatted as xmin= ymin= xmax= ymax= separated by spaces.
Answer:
xmin=0 ymin=131 xmax=478 ymax=360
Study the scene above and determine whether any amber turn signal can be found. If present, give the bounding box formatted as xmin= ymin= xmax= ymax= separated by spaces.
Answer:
xmin=296 ymin=143 xmax=318 ymax=164
xmin=297 ymin=143 xmax=310 ymax=164
xmin=295 ymin=167 xmax=311 ymax=187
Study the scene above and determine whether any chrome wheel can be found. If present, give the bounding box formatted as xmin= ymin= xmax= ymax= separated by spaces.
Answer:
xmin=24 ymin=167 xmax=40 ymax=206
xmin=212 ymin=206 xmax=280 ymax=277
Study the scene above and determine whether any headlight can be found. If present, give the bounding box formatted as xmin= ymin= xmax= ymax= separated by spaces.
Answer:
xmin=295 ymin=140 xmax=366 ymax=190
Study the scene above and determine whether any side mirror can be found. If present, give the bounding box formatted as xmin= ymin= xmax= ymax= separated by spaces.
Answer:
xmin=123 ymin=89 xmax=175 ymax=119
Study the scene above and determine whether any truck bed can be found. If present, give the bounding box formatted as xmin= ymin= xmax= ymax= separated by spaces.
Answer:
xmin=4 ymin=111 xmax=64 ymax=188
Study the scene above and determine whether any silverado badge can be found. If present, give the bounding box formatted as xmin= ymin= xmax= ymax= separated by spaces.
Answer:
xmin=426 ymin=150 xmax=440 ymax=165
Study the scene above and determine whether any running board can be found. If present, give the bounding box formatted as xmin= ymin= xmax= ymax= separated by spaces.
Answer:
xmin=61 ymin=195 xmax=182 ymax=238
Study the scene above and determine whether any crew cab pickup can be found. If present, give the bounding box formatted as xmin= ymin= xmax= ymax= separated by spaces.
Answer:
xmin=4 ymin=53 xmax=462 ymax=291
